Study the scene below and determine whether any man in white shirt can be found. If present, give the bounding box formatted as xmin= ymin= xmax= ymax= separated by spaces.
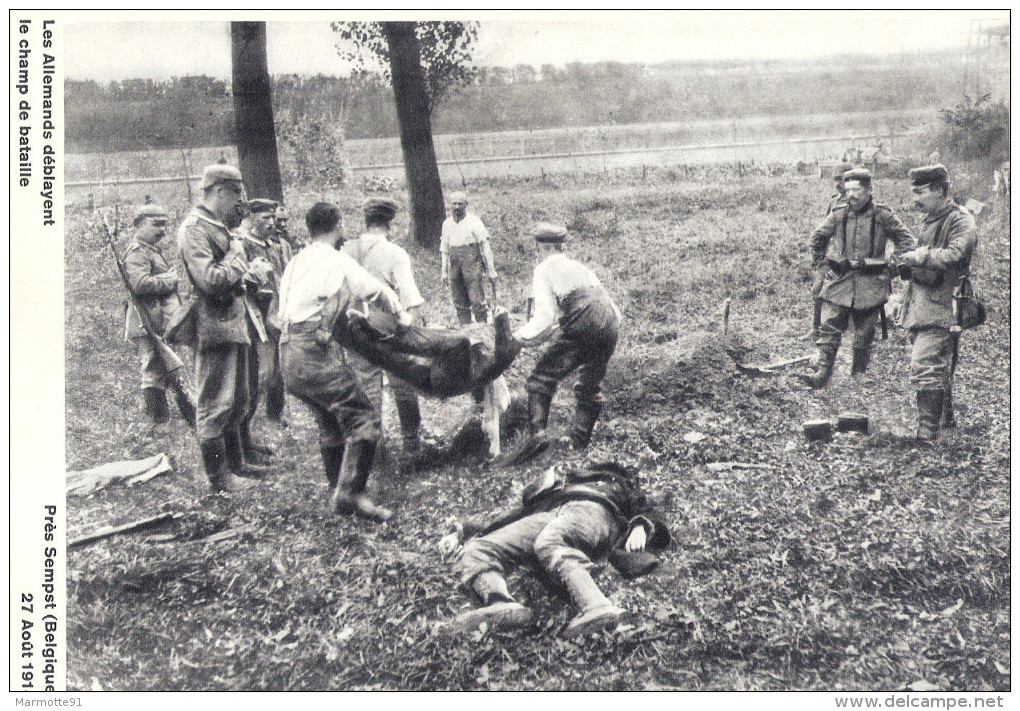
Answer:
xmin=514 ymin=223 xmax=621 ymax=451
xmin=343 ymin=197 xmax=428 ymax=470
xmin=440 ymin=191 xmax=498 ymax=325
xmin=276 ymin=202 xmax=407 ymax=522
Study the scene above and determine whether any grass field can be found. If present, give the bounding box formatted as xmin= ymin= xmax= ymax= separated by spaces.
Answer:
xmin=64 ymin=164 xmax=1010 ymax=691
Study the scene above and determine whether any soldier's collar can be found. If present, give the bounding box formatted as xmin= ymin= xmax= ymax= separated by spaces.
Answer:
xmin=194 ymin=205 xmax=229 ymax=230
xmin=924 ymin=200 xmax=956 ymax=222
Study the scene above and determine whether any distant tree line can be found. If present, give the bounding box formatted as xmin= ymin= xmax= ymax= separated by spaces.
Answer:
xmin=67 ymin=52 xmax=973 ymax=153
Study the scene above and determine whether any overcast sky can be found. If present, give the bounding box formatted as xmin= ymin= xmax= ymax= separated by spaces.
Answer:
xmin=64 ymin=10 xmax=1009 ymax=81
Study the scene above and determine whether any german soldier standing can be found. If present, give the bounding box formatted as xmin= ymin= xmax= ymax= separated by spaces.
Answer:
xmin=800 ymin=169 xmax=915 ymax=387
xmin=123 ymin=204 xmax=183 ymax=424
xmin=896 ymin=164 xmax=978 ymax=441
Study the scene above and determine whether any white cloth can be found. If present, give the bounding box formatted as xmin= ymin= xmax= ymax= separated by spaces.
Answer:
xmin=276 ymin=241 xmax=401 ymax=326
xmin=481 ymin=376 xmax=511 ymax=457
xmin=515 ymin=252 xmax=619 ymax=346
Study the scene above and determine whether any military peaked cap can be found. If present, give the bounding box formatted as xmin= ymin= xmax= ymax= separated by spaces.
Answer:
xmin=133 ymin=204 xmax=168 ymax=225
xmin=842 ymin=168 xmax=872 ymax=186
xmin=909 ymin=164 xmax=949 ymax=187
xmin=533 ymin=222 xmax=568 ymax=244
xmin=199 ymin=164 xmax=243 ymax=191
xmin=248 ymin=198 xmax=279 ymax=214
xmin=364 ymin=197 xmax=400 ymax=221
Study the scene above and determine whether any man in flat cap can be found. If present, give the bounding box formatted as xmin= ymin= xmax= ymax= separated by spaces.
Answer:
xmin=277 ymin=202 xmax=409 ymax=521
xmin=171 ymin=164 xmax=265 ymax=493
xmin=799 ymin=168 xmax=915 ymax=388
xmin=440 ymin=191 xmax=498 ymax=326
xmin=342 ymin=197 xmax=429 ymax=472
xmin=514 ymin=223 xmax=622 ymax=452
xmin=895 ymin=164 xmax=978 ymax=441
xmin=123 ymin=204 xmax=191 ymax=425
xmin=803 ymin=162 xmax=856 ymax=340
xmin=241 ymin=198 xmax=289 ymax=433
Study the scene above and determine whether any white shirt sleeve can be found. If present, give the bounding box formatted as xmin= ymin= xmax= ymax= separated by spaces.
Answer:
xmin=338 ymin=251 xmax=404 ymax=313
xmin=391 ymin=250 xmax=425 ymax=309
xmin=515 ymin=260 xmax=559 ymax=346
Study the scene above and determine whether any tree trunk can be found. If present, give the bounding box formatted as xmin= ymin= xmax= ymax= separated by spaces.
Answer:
xmin=381 ymin=22 xmax=444 ymax=248
xmin=231 ymin=22 xmax=284 ymax=203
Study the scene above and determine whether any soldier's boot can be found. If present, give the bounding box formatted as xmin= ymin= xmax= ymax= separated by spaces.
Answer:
xmin=569 ymin=398 xmax=603 ymax=450
xmin=797 ymin=345 xmax=838 ymax=389
xmin=447 ymin=571 xmax=533 ymax=633
xmin=941 ymin=386 xmax=956 ymax=430
xmin=330 ymin=439 xmax=392 ymax=522
xmin=915 ymin=390 xmax=945 ymax=443
xmin=851 ymin=348 xmax=872 ymax=377
xmin=265 ymin=373 xmax=286 ymax=423
xmin=395 ymin=397 xmax=422 ymax=474
xmin=512 ymin=391 xmax=554 ymax=463
xmin=801 ymin=299 xmax=823 ymax=341
xmin=224 ymin=427 xmax=273 ymax=479
xmin=239 ymin=420 xmax=274 ymax=465
xmin=173 ymin=390 xmax=197 ymax=428
xmin=200 ymin=437 xmax=256 ymax=493
xmin=320 ymin=445 xmax=345 ymax=490
xmin=142 ymin=387 xmax=171 ymax=425
xmin=560 ymin=565 xmax=626 ymax=638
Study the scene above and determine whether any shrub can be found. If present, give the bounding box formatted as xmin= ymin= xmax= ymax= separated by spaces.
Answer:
xmin=276 ymin=114 xmax=350 ymax=190
xmin=933 ymin=95 xmax=1009 ymax=161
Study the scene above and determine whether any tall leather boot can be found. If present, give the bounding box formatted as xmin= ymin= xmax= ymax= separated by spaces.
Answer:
xmin=941 ymin=386 xmax=956 ymax=430
xmin=916 ymin=390 xmax=945 ymax=442
xmin=395 ymin=396 xmax=422 ymax=474
xmin=142 ymin=387 xmax=170 ymax=424
xmin=330 ymin=439 xmax=392 ymax=522
xmin=173 ymin=389 xmax=197 ymax=428
xmin=528 ymin=391 xmax=553 ymax=436
xmin=570 ymin=398 xmax=603 ymax=450
xmin=265 ymin=372 xmax=286 ymax=423
xmin=798 ymin=345 xmax=838 ymax=389
xmin=851 ymin=348 xmax=872 ymax=376
xmin=239 ymin=420 xmax=274 ymax=465
xmin=224 ymin=427 xmax=273 ymax=479
xmin=447 ymin=571 xmax=533 ymax=633
xmin=560 ymin=565 xmax=626 ymax=638
xmin=320 ymin=445 xmax=345 ymax=489
xmin=200 ymin=437 xmax=256 ymax=493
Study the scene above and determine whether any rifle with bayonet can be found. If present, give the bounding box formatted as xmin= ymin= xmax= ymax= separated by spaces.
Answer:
xmin=99 ymin=209 xmax=197 ymax=428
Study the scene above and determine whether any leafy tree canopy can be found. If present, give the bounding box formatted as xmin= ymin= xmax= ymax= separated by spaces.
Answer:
xmin=331 ymin=21 xmax=478 ymax=110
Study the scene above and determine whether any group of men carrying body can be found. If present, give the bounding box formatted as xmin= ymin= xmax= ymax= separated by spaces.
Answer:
xmin=121 ymin=158 xmax=976 ymax=636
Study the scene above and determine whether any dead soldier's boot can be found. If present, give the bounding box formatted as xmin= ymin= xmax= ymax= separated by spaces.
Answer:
xmin=142 ymin=387 xmax=171 ymax=425
xmin=513 ymin=391 xmax=553 ymax=463
xmin=560 ymin=565 xmax=626 ymax=638
xmin=916 ymin=390 xmax=945 ymax=443
xmin=224 ymin=427 xmax=273 ymax=479
xmin=851 ymin=348 xmax=872 ymax=377
xmin=447 ymin=571 xmax=533 ymax=633
xmin=941 ymin=386 xmax=956 ymax=431
xmin=569 ymin=398 xmax=603 ymax=450
xmin=320 ymin=445 xmax=345 ymax=490
xmin=330 ymin=439 xmax=392 ymax=522
xmin=200 ymin=437 xmax=256 ymax=494
xmin=797 ymin=345 xmax=837 ymax=389
xmin=173 ymin=390 xmax=197 ymax=429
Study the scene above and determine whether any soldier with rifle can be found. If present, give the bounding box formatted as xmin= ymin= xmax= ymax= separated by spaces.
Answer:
xmin=799 ymin=169 xmax=915 ymax=388
xmin=894 ymin=164 xmax=979 ymax=442
xmin=106 ymin=204 xmax=196 ymax=427
xmin=803 ymin=161 xmax=854 ymax=341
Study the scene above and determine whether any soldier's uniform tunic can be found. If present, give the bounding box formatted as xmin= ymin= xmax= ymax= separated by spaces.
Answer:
xmin=123 ymin=239 xmax=180 ymax=391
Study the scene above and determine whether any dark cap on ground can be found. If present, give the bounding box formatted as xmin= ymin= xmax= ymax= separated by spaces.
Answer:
xmin=199 ymin=164 xmax=243 ymax=191
xmin=133 ymin=204 xmax=169 ymax=224
xmin=909 ymin=164 xmax=949 ymax=187
xmin=364 ymin=197 xmax=399 ymax=221
xmin=533 ymin=222 xmax=568 ymax=244
xmin=843 ymin=168 xmax=872 ymax=186
xmin=248 ymin=198 xmax=279 ymax=214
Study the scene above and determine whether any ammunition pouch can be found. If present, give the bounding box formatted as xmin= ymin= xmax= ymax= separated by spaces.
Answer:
xmin=859 ymin=259 xmax=888 ymax=276
xmin=826 ymin=258 xmax=851 ymax=277
xmin=910 ymin=267 xmax=944 ymax=288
